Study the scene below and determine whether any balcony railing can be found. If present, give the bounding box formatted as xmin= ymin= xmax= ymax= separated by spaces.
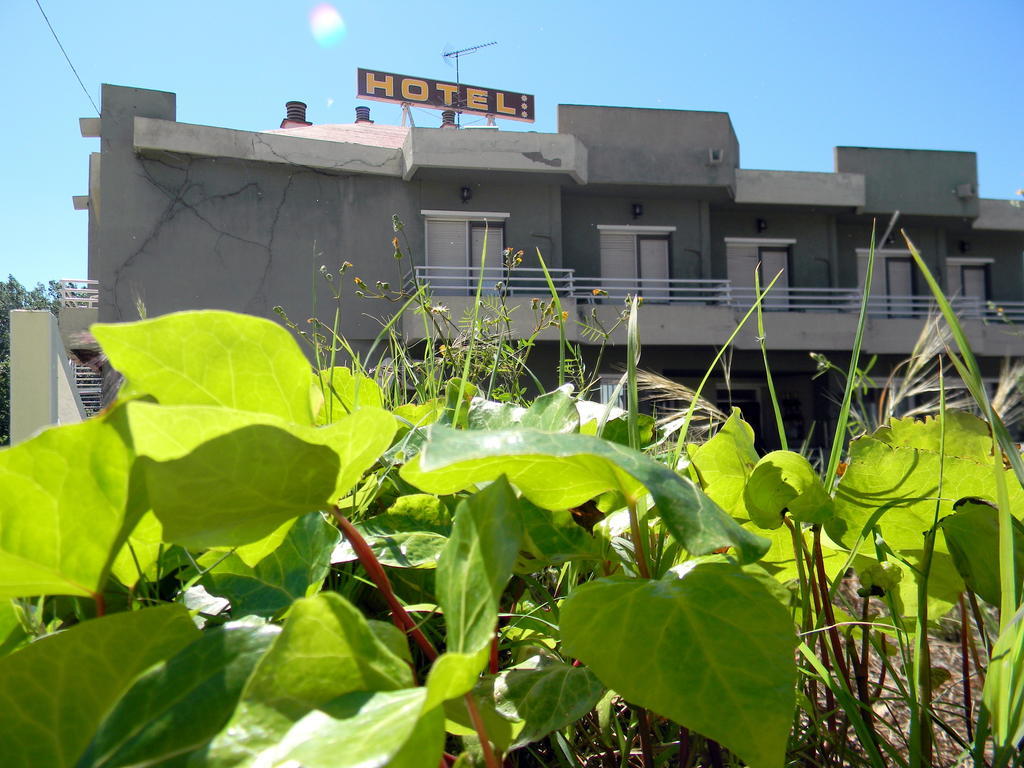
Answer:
xmin=413 ymin=266 xmax=574 ymax=296
xmin=574 ymin=277 xmax=732 ymax=304
xmin=59 ymin=279 xmax=99 ymax=308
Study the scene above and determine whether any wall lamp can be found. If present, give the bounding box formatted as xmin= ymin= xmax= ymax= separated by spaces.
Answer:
xmin=959 ymin=240 xmax=971 ymax=254
xmin=632 ymin=203 xmax=643 ymax=219
xmin=460 ymin=186 xmax=472 ymax=204
xmin=756 ymin=218 xmax=768 ymax=234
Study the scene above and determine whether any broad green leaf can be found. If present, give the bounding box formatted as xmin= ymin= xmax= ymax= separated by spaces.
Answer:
xmin=268 ymin=688 xmax=444 ymax=768
xmin=881 ymin=411 xmax=992 ymax=462
xmin=748 ymin=523 xmax=847 ymax=585
xmin=744 ymin=450 xmax=833 ymax=529
xmin=394 ymin=400 xmax=444 ymax=430
xmin=143 ymin=424 xmax=339 ymax=549
xmin=561 ymin=564 xmax=797 ymax=768
xmin=519 ymin=502 xmax=602 ymax=569
xmin=314 ymin=367 xmax=384 ymax=424
xmin=437 ymin=477 xmax=524 ymax=654
xmin=109 ymin=511 xmax=163 ymax=588
xmin=78 ymin=621 xmax=279 ymax=768
xmin=425 ymin=648 xmax=490 ymax=710
xmin=200 ymin=512 xmax=340 ymax=618
xmin=940 ymin=497 xmax=1024 ymax=606
xmin=205 ymin=592 xmax=412 ymax=765
xmin=443 ymin=687 xmax=524 ymax=752
xmin=468 ymin=399 xmax=525 ymax=430
xmin=402 ymin=426 xmax=769 ymax=564
xmin=92 ymin=310 xmax=314 ymax=422
xmin=520 ymin=386 xmax=580 ymax=433
xmin=486 ymin=657 xmax=604 ymax=749
xmin=0 ymin=605 xmax=197 ymax=768
xmin=0 ymin=415 xmax=136 ymax=598
xmin=983 ymin=605 xmax=1024 ymax=754
xmin=829 ymin=425 xmax=1024 ymax=572
xmin=690 ymin=409 xmax=758 ymax=518
xmin=332 ymin=495 xmax=451 ymax=569
xmin=0 ymin=600 xmax=28 ymax=657
xmin=125 ymin=401 xmax=397 ymax=515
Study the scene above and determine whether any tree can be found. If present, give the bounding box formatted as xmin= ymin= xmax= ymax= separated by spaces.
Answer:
xmin=1 ymin=275 xmax=61 ymax=445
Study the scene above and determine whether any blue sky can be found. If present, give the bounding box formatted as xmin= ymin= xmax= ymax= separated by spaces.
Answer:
xmin=2 ymin=0 xmax=1022 ymax=289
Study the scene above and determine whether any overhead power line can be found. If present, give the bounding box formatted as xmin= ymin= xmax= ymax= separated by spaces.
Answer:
xmin=33 ymin=0 xmax=99 ymax=116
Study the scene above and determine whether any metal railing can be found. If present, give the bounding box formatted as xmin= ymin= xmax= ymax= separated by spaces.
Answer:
xmin=573 ymin=277 xmax=732 ymax=304
xmin=728 ymin=286 xmax=860 ymax=313
xmin=413 ymin=266 xmax=574 ymax=296
xmin=985 ymin=301 xmax=1024 ymax=323
xmin=58 ymin=279 xmax=99 ymax=308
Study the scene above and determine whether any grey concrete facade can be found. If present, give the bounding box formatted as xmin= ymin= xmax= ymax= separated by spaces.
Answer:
xmin=75 ymin=84 xmax=1024 ymax=447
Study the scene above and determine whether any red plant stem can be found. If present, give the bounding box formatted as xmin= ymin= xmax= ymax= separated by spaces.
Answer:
xmin=330 ymin=506 xmax=438 ymax=661
xmin=635 ymin=707 xmax=655 ymax=767
xmin=94 ymin=591 xmax=106 ymax=618
xmin=813 ymin=527 xmax=853 ymax=690
xmin=959 ymin=593 xmax=974 ymax=741
xmin=489 ymin=632 xmax=500 ymax=674
xmin=677 ymin=726 xmax=690 ymax=768
xmin=465 ymin=692 xmax=501 ymax=768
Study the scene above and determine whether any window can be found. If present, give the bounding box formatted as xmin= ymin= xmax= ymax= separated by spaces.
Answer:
xmin=597 ymin=225 xmax=674 ymax=301
xmin=725 ymin=237 xmax=795 ymax=310
xmin=422 ymin=210 xmax=508 ymax=295
xmin=422 ymin=210 xmax=508 ymax=269
xmin=856 ymin=248 xmax=918 ymax=318
xmin=946 ymin=257 xmax=991 ymax=315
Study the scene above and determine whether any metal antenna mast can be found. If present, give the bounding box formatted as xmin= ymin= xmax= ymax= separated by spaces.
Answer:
xmin=442 ymin=40 xmax=497 ymax=127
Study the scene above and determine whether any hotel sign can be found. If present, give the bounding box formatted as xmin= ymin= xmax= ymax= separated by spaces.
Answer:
xmin=357 ymin=67 xmax=534 ymax=123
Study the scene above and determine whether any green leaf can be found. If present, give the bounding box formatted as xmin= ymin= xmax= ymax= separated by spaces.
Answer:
xmin=520 ymin=386 xmax=580 ymax=433
xmin=332 ymin=495 xmax=451 ymax=569
xmin=487 ymin=657 xmax=604 ymax=749
xmin=314 ymin=367 xmax=384 ymax=424
xmin=881 ymin=411 xmax=992 ymax=462
xmin=0 ymin=605 xmax=197 ymax=768
xmin=269 ymin=688 xmax=444 ymax=768
xmin=144 ymin=424 xmax=339 ymax=549
xmin=519 ymin=502 xmax=602 ymax=569
xmin=983 ymin=605 xmax=1024 ymax=754
xmin=92 ymin=310 xmax=314 ymax=423
xmin=561 ymin=563 xmax=797 ymax=768
xmin=689 ymin=409 xmax=758 ymax=518
xmin=468 ymin=399 xmax=524 ymax=430
xmin=940 ymin=497 xmax=1024 ymax=606
xmin=201 ymin=512 xmax=340 ymax=618
xmin=402 ymin=425 xmax=769 ymax=564
xmin=0 ymin=415 xmax=136 ymax=598
xmin=744 ymin=450 xmax=833 ymax=530
xmin=204 ymin=592 xmax=413 ymax=765
xmin=109 ymin=511 xmax=163 ymax=588
xmin=437 ymin=477 xmax=524 ymax=655
xmin=425 ymin=648 xmax=490 ymax=710
xmin=0 ymin=600 xmax=28 ymax=657
xmin=124 ymin=403 xmax=395 ymax=548
xmin=829 ymin=422 xmax=1024 ymax=595
xmin=78 ymin=621 xmax=279 ymax=768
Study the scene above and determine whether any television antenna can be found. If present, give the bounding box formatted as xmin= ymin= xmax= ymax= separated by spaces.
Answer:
xmin=442 ymin=40 xmax=497 ymax=127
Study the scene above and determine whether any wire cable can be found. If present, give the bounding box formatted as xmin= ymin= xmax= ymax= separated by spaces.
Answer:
xmin=33 ymin=0 xmax=99 ymax=116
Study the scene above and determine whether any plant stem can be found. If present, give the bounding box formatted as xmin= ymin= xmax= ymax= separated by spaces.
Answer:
xmin=635 ymin=706 xmax=655 ymax=767
xmin=465 ymin=692 xmax=501 ymax=768
xmin=93 ymin=591 xmax=106 ymax=617
xmin=959 ymin=592 xmax=974 ymax=741
xmin=330 ymin=506 xmax=438 ymax=661
xmin=626 ymin=497 xmax=651 ymax=579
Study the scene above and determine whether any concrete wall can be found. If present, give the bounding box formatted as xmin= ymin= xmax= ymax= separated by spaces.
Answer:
xmin=835 ymin=147 xmax=979 ymax=218
xmin=9 ymin=311 xmax=83 ymax=444
xmin=558 ymin=105 xmax=738 ymax=189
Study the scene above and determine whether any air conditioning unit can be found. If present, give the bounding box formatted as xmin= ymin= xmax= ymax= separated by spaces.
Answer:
xmin=955 ymin=183 xmax=976 ymax=199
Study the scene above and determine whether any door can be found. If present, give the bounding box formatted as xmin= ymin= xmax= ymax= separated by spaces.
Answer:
xmin=759 ymin=248 xmax=789 ymax=309
xmin=600 ymin=232 xmax=637 ymax=298
xmin=639 ymin=236 xmax=670 ymax=301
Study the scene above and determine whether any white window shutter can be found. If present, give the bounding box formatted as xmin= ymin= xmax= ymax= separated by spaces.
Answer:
xmin=471 ymin=224 xmax=504 ymax=270
xmin=600 ymin=232 xmax=637 ymax=293
xmin=426 ymin=220 xmax=467 ymax=267
xmin=639 ymin=238 xmax=670 ymax=300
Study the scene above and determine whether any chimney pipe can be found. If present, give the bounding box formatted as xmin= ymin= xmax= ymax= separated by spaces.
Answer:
xmin=441 ymin=110 xmax=457 ymax=128
xmin=280 ymin=101 xmax=312 ymax=129
xmin=354 ymin=106 xmax=373 ymax=124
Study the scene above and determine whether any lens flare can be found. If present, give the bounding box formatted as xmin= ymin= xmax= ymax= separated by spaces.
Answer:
xmin=309 ymin=4 xmax=346 ymax=48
